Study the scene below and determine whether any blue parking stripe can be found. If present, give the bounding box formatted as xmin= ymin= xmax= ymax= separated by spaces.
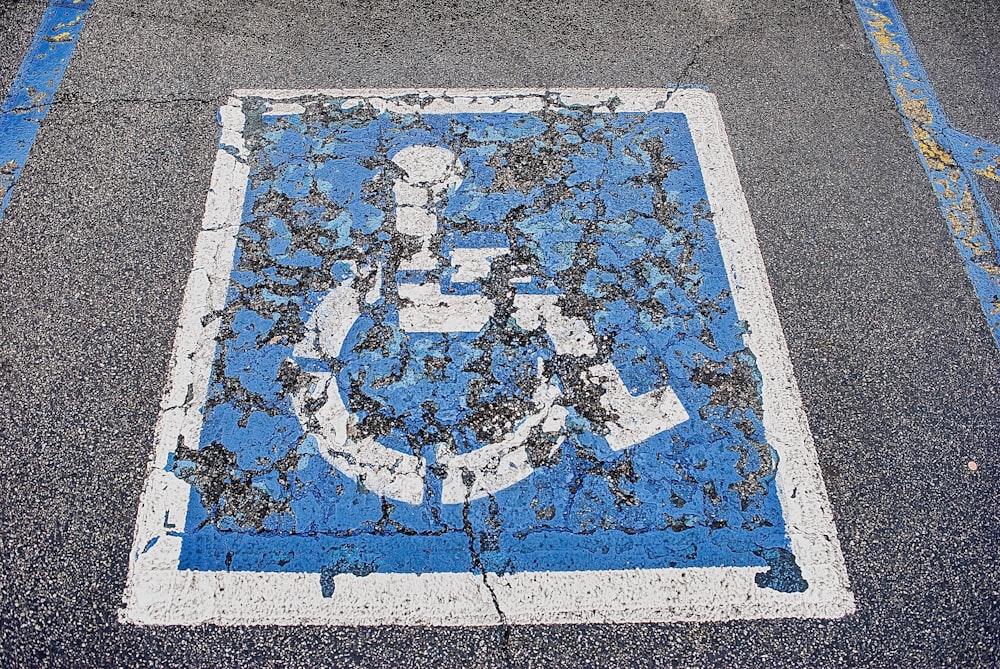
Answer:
xmin=854 ymin=0 xmax=1000 ymax=348
xmin=0 ymin=0 xmax=93 ymax=223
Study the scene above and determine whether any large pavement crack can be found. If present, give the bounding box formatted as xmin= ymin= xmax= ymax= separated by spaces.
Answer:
xmin=461 ymin=493 xmax=514 ymax=665
xmin=49 ymin=93 xmax=220 ymax=109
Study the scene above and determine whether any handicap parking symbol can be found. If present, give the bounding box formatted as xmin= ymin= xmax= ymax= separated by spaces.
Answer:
xmin=123 ymin=89 xmax=853 ymax=625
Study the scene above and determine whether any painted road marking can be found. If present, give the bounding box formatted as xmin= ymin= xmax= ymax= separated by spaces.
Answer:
xmin=0 ymin=0 xmax=93 ymax=223
xmin=122 ymin=89 xmax=854 ymax=625
xmin=855 ymin=0 xmax=1000 ymax=348
xmin=290 ymin=142 xmax=689 ymax=506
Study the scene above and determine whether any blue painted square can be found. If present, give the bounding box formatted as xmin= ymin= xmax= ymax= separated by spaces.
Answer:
xmin=172 ymin=96 xmax=801 ymax=592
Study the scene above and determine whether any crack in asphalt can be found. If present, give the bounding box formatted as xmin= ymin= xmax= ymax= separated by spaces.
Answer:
xmin=3 ymin=95 xmax=218 ymax=117
xmin=460 ymin=489 xmax=515 ymax=665
xmin=54 ymin=94 xmax=219 ymax=107
xmin=675 ymin=31 xmax=722 ymax=88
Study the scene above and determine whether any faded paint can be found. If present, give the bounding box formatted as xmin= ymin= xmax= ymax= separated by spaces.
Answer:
xmin=0 ymin=0 xmax=93 ymax=222
xmin=122 ymin=88 xmax=853 ymax=625
xmin=949 ymin=129 xmax=1000 ymax=184
xmin=856 ymin=0 xmax=1000 ymax=345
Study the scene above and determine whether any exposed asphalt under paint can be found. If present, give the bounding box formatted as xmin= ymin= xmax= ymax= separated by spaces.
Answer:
xmin=1 ymin=0 xmax=998 ymax=666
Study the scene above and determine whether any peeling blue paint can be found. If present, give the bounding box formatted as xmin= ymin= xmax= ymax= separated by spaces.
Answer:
xmin=173 ymin=96 xmax=795 ymax=592
xmin=0 ymin=0 xmax=93 ymax=222
xmin=855 ymin=0 xmax=1000 ymax=348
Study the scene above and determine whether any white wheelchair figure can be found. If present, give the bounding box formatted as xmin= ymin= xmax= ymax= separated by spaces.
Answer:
xmin=289 ymin=145 xmax=689 ymax=506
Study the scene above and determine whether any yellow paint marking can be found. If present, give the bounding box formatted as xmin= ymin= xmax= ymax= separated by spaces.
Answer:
xmin=946 ymin=186 xmax=1000 ymax=277
xmin=53 ymin=15 xmax=83 ymax=30
xmin=895 ymin=83 xmax=933 ymax=123
xmin=865 ymin=10 xmax=904 ymax=58
xmin=909 ymin=123 xmax=956 ymax=170
xmin=974 ymin=164 xmax=1000 ymax=183
xmin=891 ymin=84 xmax=961 ymax=171
xmin=46 ymin=31 xmax=73 ymax=43
xmin=859 ymin=0 xmax=1000 ymax=337
xmin=934 ymin=178 xmax=956 ymax=199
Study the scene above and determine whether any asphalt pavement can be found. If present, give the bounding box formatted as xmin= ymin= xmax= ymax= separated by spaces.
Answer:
xmin=0 ymin=0 xmax=998 ymax=666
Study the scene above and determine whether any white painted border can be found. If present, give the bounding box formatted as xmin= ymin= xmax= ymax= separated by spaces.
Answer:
xmin=121 ymin=88 xmax=854 ymax=625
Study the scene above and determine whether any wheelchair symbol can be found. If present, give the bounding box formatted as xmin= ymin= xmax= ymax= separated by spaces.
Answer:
xmin=289 ymin=145 xmax=689 ymax=505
